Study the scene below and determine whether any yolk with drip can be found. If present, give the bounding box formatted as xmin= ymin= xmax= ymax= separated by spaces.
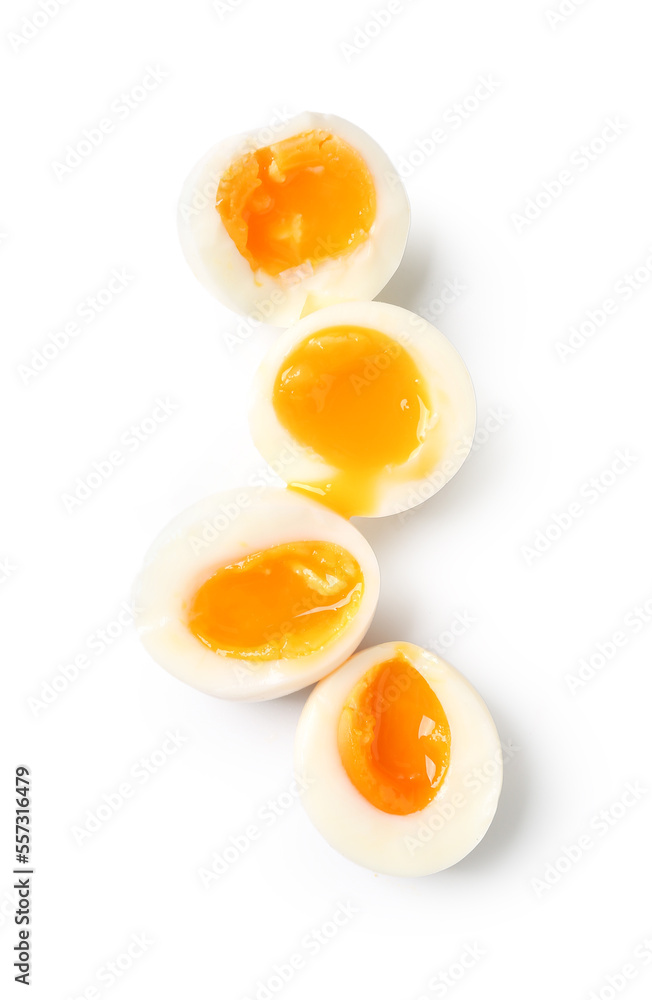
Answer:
xmin=338 ymin=655 xmax=451 ymax=815
xmin=216 ymin=130 xmax=376 ymax=276
xmin=272 ymin=326 xmax=435 ymax=516
xmin=186 ymin=540 xmax=363 ymax=661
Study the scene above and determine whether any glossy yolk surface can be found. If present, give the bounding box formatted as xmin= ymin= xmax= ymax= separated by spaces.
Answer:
xmin=273 ymin=326 xmax=434 ymax=516
xmin=216 ymin=130 xmax=376 ymax=276
xmin=338 ymin=655 xmax=451 ymax=815
xmin=186 ymin=540 xmax=363 ymax=661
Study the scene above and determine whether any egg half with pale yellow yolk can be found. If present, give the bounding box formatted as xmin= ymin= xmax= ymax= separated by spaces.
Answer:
xmin=295 ymin=642 xmax=502 ymax=876
xmin=249 ymin=300 xmax=476 ymax=518
xmin=177 ymin=112 xmax=410 ymax=325
xmin=134 ymin=488 xmax=379 ymax=700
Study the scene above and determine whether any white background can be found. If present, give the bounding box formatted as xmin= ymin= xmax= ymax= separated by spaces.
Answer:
xmin=2 ymin=0 xmax=652 ymax=997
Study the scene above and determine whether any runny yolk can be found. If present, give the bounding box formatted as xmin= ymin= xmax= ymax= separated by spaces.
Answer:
xmin=272 ymin=325 xmax=437 ymax=516
xmin=216 ymin=130 xmax=376 ymax=276
xmin=337 ymin=655 xmax=451 ymax=815
xmin=186 ymin=541 xmax=363 ymax=661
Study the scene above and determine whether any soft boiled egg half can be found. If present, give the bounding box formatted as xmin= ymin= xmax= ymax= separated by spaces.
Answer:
xmin=177 ymin=112 xmax=410 ymax=325
xmin=134 ymin=487 xmax=379 ymax=700
xmin=250 ymin=300 xmax=476 ymax=518
xmin=295 ymin=642 xmax=502 ymax=876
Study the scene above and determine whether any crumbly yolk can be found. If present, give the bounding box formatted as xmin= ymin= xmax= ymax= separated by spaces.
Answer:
xmin=338 ymin=655 xmax=451 ymax=815
xmin=273 ymin=326 xmax=436 ymax=516
xmin=186 ymin=541 xmax=363 ymax=661
xmin=216 ymin=130 xmax=376 ymax=276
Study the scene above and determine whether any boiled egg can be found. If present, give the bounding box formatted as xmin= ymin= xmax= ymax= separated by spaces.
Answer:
xmin=178 ymin=112 xmax=410 ymax=325
xmin=249 ymin=301 xmax=476 ymax=517
xmin=294 ymin=641 xmax=502 ymax=876
xmin=134 ymin=487 xmax=379 ymax=701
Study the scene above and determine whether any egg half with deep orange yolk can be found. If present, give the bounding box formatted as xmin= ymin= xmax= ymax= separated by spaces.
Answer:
xmin=295 ymin=642 xmax=502 ymax=876
xmin=177 ymin=112 xmax=410 ymax=325
xmin=134 ymin=488 xmax=379 ymax=700
xmin=249 ymin=300 xmax=476 ymax=518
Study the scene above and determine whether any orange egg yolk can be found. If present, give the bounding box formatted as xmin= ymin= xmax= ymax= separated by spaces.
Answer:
xmin=186 ymin=541 xmax=363 ymax=661
xmin=338 ymin=655 xmax=451 ymax=815
xmin=216 ymin=130 xmax=376 ymax=277
xmin=272 ymin=325 xmax=435 ymax=516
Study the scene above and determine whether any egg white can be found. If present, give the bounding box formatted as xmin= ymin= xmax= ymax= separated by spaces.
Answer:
xmin=134 ymin=487 xmax=380 ymax=701
xmin=249 ymin=300 xmax=476 ymax=518
xmin=294 ymin=641 xmax=502 ymax=876
xmin=177 ymin=111 xmax=410 ymax=325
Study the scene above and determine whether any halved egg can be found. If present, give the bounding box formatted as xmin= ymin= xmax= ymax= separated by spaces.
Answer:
xmin=295 ymin=642 xmax=502 ymax=876
xmin=249 ymin=301 xmax=476 ymax=517
xmin=178 ymin=112 xmax=410 ymax=325
xmin=134 ymin=488 xmax=379 ymax=700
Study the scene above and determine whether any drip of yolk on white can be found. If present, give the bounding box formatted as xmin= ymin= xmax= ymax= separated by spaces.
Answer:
xmin=273 ymin=325 xmax=442 ymax=516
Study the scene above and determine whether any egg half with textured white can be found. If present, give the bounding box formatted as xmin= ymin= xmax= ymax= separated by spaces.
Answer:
xmin=249 ymin=300 xmax=476 ymax=518
xmin=295 ymin=641 xmax=502 ymax=876
xmin=178 ymin=111 xmax=410 ymax=325
xmin=134 ymin=487 xmax=379 ymax=701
